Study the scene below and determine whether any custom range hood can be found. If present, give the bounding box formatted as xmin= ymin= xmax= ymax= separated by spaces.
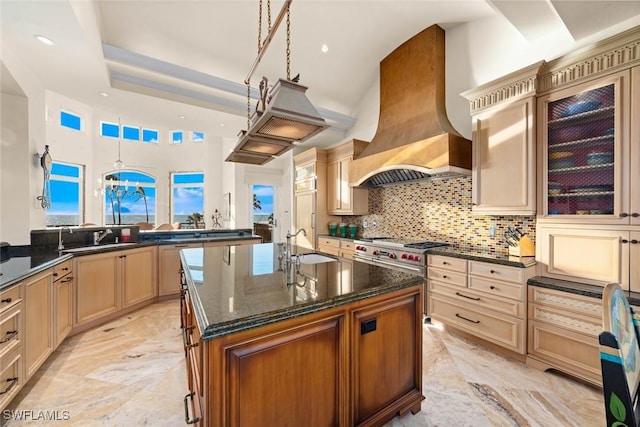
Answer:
xmin=226 ymin=78 xmax=329 ymax=165
xmin=350 ymin=25 xmax=471 ymax=187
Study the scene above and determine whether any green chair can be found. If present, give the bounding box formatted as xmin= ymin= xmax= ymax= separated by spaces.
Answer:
xmin=599 ymin=282 xmax=640 ymax=427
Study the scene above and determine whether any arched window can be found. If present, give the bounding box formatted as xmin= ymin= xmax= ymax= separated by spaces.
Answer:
xmin=99 ymin=170 xmax=156 ymax=225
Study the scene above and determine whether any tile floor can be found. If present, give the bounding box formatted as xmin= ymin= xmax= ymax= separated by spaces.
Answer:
xmin=3 ymin=300 xmax=605 ymax=426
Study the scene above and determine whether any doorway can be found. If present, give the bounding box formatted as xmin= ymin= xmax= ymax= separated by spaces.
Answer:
xmin=251 ymin=184 xmax=276 ymax=243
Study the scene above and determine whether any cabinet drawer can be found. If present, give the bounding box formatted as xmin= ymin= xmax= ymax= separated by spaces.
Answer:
xmin=295 ymin=178 xmax=315 ymax=193
xmin=428 ymin=293 xmax=524 ymax=354
xmin=340 ymin=240 xmax=355 ymax=251
xmin=427 ymin=255 xmax=467 ymax=273
xmin=339 ymin=249 xmax=354 ymax=259
xmin=528 ymin=286 xmax=601 ymax=319
xmin=468 ymin=276 xmax=525 ymax=301
xmin=0 ymin=348 xmax=23 ymax=411
xmin=469 ymin=261 xmax=523 ymax=283
xmin=528 ymin=320 xmax=601 ymax=385
xmin=429 ymin=280 xmax=524 ymax=318
xmin=52 ymin=260 xmax=72 ymax=281
xmin=0 ymin=285 xmax=21 ymax=312
xmin=0 ymin=303 xmax=22 ymax=357
xmin=318 ymin=244 xmax=340 ymax=257
xmin=318 ymin=237 xmax=340 ymax=248
xmin=528 ymin=302 xmax=601 ymax=337
xmin=427 ymin=267 xmax=467 ymax=287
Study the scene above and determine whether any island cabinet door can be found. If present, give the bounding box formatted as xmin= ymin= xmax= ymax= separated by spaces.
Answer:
xmin=223 ymin=313 xmax=347 ymax=427
xmin=351 ymin=289 xmax=424 ymax=426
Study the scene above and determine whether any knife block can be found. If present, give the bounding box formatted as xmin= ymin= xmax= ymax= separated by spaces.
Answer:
xmin=508 ymin=236 xmax=535 ymax=257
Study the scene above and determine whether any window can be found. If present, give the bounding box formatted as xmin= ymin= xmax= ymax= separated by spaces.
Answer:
xmin=192 ymin=131 xmax=204 ymax=143
xmin=123 ymin=125 xmax=140 ymax=141
xmin=60 ymin=110 xmax=81 ymax=131
xmin=101 ymin=121 xmax=119 ymax=138
xmin=46 ymin=162 xmax=84 ymax=226
xmin=102 ymin=170 xmax=156 ymax=225
xmin=172 ymin=131 xmax=183 ymax=144
xmin=171 ymin=172 xmax=204 ymax=227
xmin=142 ymin=128 xmax=159 ymax=143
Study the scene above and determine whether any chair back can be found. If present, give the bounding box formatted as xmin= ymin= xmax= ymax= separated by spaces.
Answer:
xmin=155 ymin=223 xmax=173 ymax=231
xmin=600 ymin=282 xmax=640 ymax=427
xmin=135 ymin=222 xmax=154 ymax=230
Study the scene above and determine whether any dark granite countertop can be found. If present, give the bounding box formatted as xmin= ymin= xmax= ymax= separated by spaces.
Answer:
xmin=527 ymin=276 xmax=640 ymax=306
xmin=1 ymin=229 xmax=261 ymax=292
xmin=426 ymin=246 xmax=537 ymax=268
xmin=180 ymin=243 xmax=423 ymax=340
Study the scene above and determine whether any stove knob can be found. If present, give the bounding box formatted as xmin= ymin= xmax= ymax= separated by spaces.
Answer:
xmin=407 ymin=254 xmax=414 ymax=261
xmin=388 ymin=253 xmax=396 ymax=259
xmin=413 ymin=255 xmax=421 ymax=262
xmin=361 ymin=247 xmax=366 ymax=252
xmin=372 ymin=250 xmax=378 ymax=256
xmin=401 ymin=253 xmax=408 ymax=259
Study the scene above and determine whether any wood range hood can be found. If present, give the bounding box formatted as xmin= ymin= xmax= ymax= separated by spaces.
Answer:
xmin=350 ymin=24 xmax=471 ymax=187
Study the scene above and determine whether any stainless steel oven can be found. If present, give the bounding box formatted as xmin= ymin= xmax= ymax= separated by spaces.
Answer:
xmin=353 ymin=238 xmax=448 ymax=276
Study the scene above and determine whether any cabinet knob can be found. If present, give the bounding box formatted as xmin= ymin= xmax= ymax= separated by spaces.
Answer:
xmin=621 ymin=213 xmax=629 ymax=218
xmin=0 ymin=298 xmax=11 ymax=304
xmin=52 ymin=273 xmax=58 ymax=277
xmin=632 ymin=240 xmax=639 ymax=245
xmin=490 ymin=285 xmax=496 ymax=290
xmin=622 ymin=239 xmax=629 ymax=244
xmin=632 ymin=213 xmax=640 ymax=218
xmin=490 ymin=270 xmax=496 ymax=274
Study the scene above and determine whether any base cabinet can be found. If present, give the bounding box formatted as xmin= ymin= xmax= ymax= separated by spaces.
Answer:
xmin=182 ymin=284 xmax=423 ymax=427
xmin=54 ymin=268 xmax=73 ymax=347
xmin=159 ymin=244 xmax=202 ymax=296
xmin=122 ymin=247 xmax=157 ymax=307
xmin=24 ymin=271 xmax=54 ymax=379
xmin=0 ymin=285 xmax=24 ymax=412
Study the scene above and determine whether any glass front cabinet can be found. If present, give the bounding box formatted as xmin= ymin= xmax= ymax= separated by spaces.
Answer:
xmin=537 ymin=69 xmax=633 ymax=224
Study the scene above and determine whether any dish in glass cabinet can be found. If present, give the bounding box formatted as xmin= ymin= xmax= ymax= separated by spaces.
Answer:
xmin=587 ymin=152 xmax=613 ymax=165
xmin=560 ymin=101 xmax=602 ymax=117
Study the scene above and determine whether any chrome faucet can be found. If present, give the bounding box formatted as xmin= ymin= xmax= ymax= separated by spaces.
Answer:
xmin=285 ymin=229 xmax=307 ymax=262
xmin=93 ymin=229 xmax=112 ymax=245
xmin=58 ymin=227 xmax=72 ymax=251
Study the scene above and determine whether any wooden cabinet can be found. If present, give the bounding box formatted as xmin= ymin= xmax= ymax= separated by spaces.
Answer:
xmin=184 ymin=281 xmax=423 ymax=427
xmin=53 ymin=259 xmax=73 ymax=346
xmin=0 ymin=284 xmax=24 ymax=412
xmin=327 ymin=140 xmax=369 ymax=215
xmin=159 ymin=243 xmax=202 ymax=296
xmin=122 ymin=246 xmax=157 ymax=308
xmin=527 ymin=286 xmax=603 ymax=386
xmin=352 ymin=291 xmax=423 ymax=425
xmin=462 ymin=62 xmax=541 ymax=215
xmin=74 ymin=246 xmax=157 ymax=329
xmin=24 ymin=270 xmax=54 ymax=378
xmin=294 ymin=148 xmax=338 ymax=249
xmin=74 ymin=251 xmax=119 ymax=326
xmin=537 ymin=69 xmax=631 ymax=223
xmin=318 ymin=236 xmax=354 ymax=259
xmin=427 ymin=255 xmax=535 ymax=354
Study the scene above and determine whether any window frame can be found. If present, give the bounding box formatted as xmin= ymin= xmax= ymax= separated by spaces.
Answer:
xmin=100 ymin=121 xmax=120 ymax=138
xmin=60 ymin=109 xmax=82 ymax=132
xmin=170 ymin=171 xmax=205 ymax=227
xmin=46 ymin=161 xmax=84 ymax=226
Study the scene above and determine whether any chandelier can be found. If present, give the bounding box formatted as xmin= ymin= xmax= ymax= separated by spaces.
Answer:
xmin=226 ymin=0 xmax=328 ymax=165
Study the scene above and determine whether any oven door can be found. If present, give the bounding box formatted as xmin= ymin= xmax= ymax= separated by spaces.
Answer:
xmin=354 ymin=254 xmax=425 ymax=277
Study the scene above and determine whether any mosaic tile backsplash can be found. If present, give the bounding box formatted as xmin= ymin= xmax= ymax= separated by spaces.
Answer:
xmin=339 ymin=177 xmax=536 ymax=255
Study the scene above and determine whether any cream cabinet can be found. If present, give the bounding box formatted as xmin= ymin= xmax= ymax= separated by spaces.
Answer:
xmin=159 ymin=243 xmax=202 ymax=296
xmin=427 ymin=255 xmax=535 ymax=354
xmin=462 ymin=63 xmax=541 ymax=215
xmin=537 ymin=69 xmax=631 ymax=223
xmin=74 ymin=246 xmax=158 ymax=329
xmin=24 ymin=270 xmax=54 ymax=378
xmin=527 ymin=286 xmax=603 ymax=386
xmin=327 ymin=140 xmax=369 ymax=215
xmin=294 ymin=148 xmax=338 ymax=250
xmin=52 ymin=259 xmax=73 ymax=346
xmin=0 ymin=284 xmax=24 ymax=412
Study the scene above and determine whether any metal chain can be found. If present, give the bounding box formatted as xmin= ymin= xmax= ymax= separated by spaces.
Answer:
xmin=246 ymin=81 xmax=251 ymax=129
xmin=286 ymin=5 xmax=291 ymax=80
xmin=257 ymin=0 xmax=262 ymax=52
xmin=267 ymin=0 xmax=272 ymax=33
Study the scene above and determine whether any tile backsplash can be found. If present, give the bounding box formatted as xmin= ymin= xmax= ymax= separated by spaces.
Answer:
xmin=339 ymin=177 xmax=536 ymax=255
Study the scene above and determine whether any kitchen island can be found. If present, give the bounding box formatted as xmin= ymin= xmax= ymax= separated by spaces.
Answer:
xmin=180 ymin=243 xmax=425 ymax=427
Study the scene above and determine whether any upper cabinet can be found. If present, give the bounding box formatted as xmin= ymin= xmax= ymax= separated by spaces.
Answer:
xmin=537 ymin=69 xmax=632 ymax=224
xmin=462 ymin=62 xmax=542 ymax=215
xmin=326 ymin=140 xmax=369 ymax=215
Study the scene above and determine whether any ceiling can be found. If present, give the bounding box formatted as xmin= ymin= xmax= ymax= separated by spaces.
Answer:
xmin=2 ymin=1 xmax=640 ymax=148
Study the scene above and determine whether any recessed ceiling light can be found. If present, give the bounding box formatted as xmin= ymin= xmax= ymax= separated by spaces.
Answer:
xmin=321 ymin=44 xmax=329 ymax=53
xmin=178 ymin=115 xmax=185 ymax=120
xmin=220 ymin=123 xmax=225 ymax=127
xmin=34 ymin=35 xmax=54 ymax=46
xmin=99 ymin=92 xmax=109 ymax=97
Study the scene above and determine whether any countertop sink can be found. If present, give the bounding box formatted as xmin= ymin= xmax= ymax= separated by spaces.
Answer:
xmin=61 ymin=242 xmax=138 ymax=254
xmin=292 ymin=253 xmax=337 ymax=264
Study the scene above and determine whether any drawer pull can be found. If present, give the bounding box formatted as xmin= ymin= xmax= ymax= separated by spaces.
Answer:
xmin=455 ymin=292 xmax=480 ymax=301
xmin=632 ymin=240 xmax=639 ymax=245
xmin=490 ymin=270 xmax=496 ymax=274
xmin=621 ymin=212 xmax=629 ymax=218
xmin=442 ymin=261 xmax=449 ymax=265
xmin=182 ymin=326 xmax=199 ymax=349
xmin=62 ymin=267 xmax=69 ymax=271
xmin=52 ymin=272 xmax=58 ymax=277
xmin=632 ymin=213 xmax=640 ymax=218
xmin=183 ymin=391 xmax=201 ymax=424
xmin=623 ymin=239 xmax=629 ymax=244
xmin=456 ymin=313 xmax=480 ymax=324
xmin=0 ymin=330 xmax=18 ymax=344
xmin=490 ymin=285 xmax=496 ymax=290
xmin=0 ymin=377 xmax=18 ymax=395
xmin=442 ymin=275 xmax=448 ymax=279
xmin=1 ymin=298 xmax=12 ymax=304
